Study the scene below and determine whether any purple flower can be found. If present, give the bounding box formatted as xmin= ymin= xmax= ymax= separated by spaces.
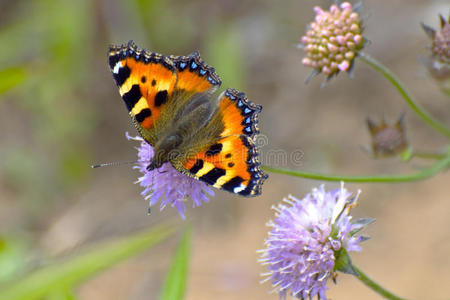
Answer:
xmin=259 ymin=183 xmax=370 ymax=299
xmin=126 ymin=133 xmax=214 ymax=219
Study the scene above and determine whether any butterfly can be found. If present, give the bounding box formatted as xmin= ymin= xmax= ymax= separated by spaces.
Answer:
xmin=108 ymin=41 xmax=268 ymax=196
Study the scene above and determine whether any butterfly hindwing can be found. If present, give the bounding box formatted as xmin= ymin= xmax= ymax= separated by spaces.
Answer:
xmin=218 ymin=88 xmax=261 ymax=139
xmin=108 ymin=41 xmax=178 ymax=145
xmin=181 ymin=134 xmax=267 ymax=196
xmin=177 ymin=88 xmax=267 ymax=196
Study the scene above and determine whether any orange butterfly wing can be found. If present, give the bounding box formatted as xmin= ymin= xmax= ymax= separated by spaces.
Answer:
xmin=182 ymin=89 xmax=268 ymax=196
xmin=169 ymin=52 xmax=221 ymax=95
xmin=108 ymin=41 xmax=222 ymax=145
xmin=108 ymin=41 xmax=178 ymax=145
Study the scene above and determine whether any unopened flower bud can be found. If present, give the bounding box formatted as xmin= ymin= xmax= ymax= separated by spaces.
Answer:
xmin=300 ymin=2 xmax=364 ymax=80
xmin=366 ymin=115 xmax=409 ymax=158
xmin=421 ymin=14 xmax=450 ymax=94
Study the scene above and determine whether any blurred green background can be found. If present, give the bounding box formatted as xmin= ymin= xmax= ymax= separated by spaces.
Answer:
xmin=0 ymin=0 xmax=449 ymax=299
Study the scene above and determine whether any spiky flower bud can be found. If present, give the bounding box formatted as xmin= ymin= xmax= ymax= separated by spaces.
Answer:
xmin=422 ymin=14 xmax=450 ymax=93
xmin=366 ymin=115 xmax=409 ymax=158
xmin=423 ymin=15 xmax=450 ymax=64
xmin=300 ymin=2 xmax=364 ymax=80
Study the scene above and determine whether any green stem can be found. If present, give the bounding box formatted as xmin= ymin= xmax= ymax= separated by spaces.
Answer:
xmin=358 ymin=52 xmax=450 ymax=139
xmin=262 ymin=154 xmax=450 ymax=183
xmin=412 ymin=151 xmax=447 ymax=160
xmin=353 ymin=264 xmax=407 ymax=300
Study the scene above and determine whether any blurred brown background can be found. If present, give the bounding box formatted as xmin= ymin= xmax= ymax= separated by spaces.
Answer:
xmin=0 ymin=0 xmax=449 ymax=299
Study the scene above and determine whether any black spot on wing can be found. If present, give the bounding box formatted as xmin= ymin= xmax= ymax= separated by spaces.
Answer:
xmin=135 ymin=108 xmax=152 ymax=123
xmin=221 ymin=176 xmax=244 ymax=193
xmin=151 ymin=79 xmax=156 ymax=86
xmin=189 ymin=159 xmax=204 ymax=175
xmin=122 ymin=84 xmax=142 ymax=111
xmin=199 ymin=168 xmax=226 ymax=185
xmin=154 ymin=90 xmax=168 ymax=106
xmin=205 ymin=143 xmax=223 ymax=156
xmin=141 ymin=76 xmax=146 ymax=83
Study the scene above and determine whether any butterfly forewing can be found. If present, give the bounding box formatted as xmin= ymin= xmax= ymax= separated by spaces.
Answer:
xmin=108 ymin=41 xmax=178 ymax=145
xmin=169 ymin=52 xmax=222 ymax=95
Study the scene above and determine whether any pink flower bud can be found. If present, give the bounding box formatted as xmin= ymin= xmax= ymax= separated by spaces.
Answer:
xmin=336 ymin=35 xmax=346 ymax=45
xmin=302 ymin=57 xmax=312 ymax=66
xmin=345 ymin=32 xmax=353 ymax=41
xmin=328 ymin=43 xmax=339 ymax=53
xmin=340 ymin=2 xmax=352 ymax=10
xmin=354 ymin=35 xmax=363 ymax=45
xmin=338 ymin=60 xmax=350 ymax=71
xmin=322 ymin=66 xmax=331 ymax=75
xmin=350 ymin=24 xmax=360 ymax=33
xmin=345 ymin=51 xmax=355 ymax=60
xmin=313 ymin=6 xmax=323 ymax=15
xmin=347 ymin=41 xmax=356 ymax=50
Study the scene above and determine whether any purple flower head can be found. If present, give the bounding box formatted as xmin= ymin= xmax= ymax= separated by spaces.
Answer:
xmin=259 ymin=183 xmax=370 ymax=300
xmin=126 ymin=133 xmax=214 ymax=219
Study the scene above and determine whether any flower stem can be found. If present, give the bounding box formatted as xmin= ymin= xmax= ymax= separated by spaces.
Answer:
xmin=352 ymin=264 xmax=407 ymax=300
xmin=262 ymin=154 xmax=450 ymax=183
xmin=412 ymin=151 xmax=447 ymax=160
xmin=358 ymin=52 xmax=450 ymax=139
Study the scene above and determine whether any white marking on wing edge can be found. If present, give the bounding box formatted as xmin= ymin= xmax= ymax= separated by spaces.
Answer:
xmin=113 ymin=62 xmax=122 ymax=74
xmin=233 ymin=184 xmax=246 ymax=193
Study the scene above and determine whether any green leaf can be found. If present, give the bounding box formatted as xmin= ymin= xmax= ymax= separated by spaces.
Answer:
xmin=0 ymin=223 xmax=177 ymax=300
xmin=333 ymin=248 xmax=357 ymax=276
xmin=0 ymin=67 xmax=26 ymax=95
xmin=400 ymin=147 xmax=413 ymax=162
xmin=160 ymin=226 xmax=192 ymax=300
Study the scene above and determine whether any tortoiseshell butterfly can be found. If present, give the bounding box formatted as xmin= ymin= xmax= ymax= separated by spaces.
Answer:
xmin=108 ymin=41 xmax=267 ymax=196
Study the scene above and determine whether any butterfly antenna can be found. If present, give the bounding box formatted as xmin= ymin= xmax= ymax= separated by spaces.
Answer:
xmin=91 ymin=160 xmax=137 ymax=168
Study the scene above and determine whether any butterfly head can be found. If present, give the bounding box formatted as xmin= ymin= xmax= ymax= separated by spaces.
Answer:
xmin=147 ymin=134 xmax=182 ymax=171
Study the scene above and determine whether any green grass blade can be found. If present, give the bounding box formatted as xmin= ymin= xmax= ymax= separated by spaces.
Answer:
xmin=0 ymin=67 xmax=26 ymax=95
xmin=160 ymin=226 xmax=192 ymax=300
xmin=0 ymin=236 xmax=28 ymax=283
xmin=46 ymin=288 xmax=77 ymax=300
xmin=0 ymin=222 xmax=177 ymax=300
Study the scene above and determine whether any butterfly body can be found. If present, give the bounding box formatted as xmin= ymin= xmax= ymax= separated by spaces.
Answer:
xmin=109 ymin=41 xmax=267 ymax=196
xmin=147 ymin=92 xmax=224 ymax=170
